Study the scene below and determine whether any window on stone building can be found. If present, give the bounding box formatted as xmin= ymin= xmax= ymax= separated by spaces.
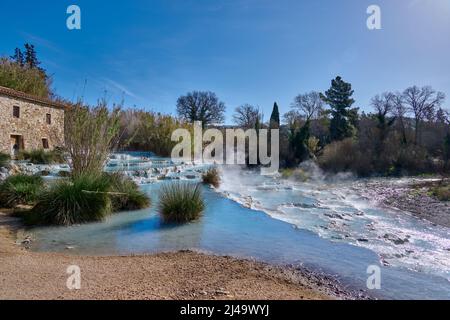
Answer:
xmin=46 ymin=113 xmax=51 ymax=124
xmin=13 ymin=106 xmax=20 ymax=118
xmin=42 ymin=138 xmax=49 ymax=149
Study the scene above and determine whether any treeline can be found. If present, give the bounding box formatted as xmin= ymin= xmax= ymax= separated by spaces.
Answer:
xmin=287 ymin=77 xmax=450 ymax=176
xmin=137 ymin=77 xmax=448 ymax=177
xmin=117 ymin=78 xmax=449 ymax=176
xmin=2 ymin=45 xmax=449 ymax=176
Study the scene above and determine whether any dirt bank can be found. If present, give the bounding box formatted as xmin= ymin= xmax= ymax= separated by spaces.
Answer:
xmin=0 ymin=212 xmax=358 ymax=300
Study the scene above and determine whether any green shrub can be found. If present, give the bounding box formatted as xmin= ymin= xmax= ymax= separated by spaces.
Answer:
xmin=0 ymin=57 xmax=52 ymax=98
xmin=29 ymin=174 xmax=112 ymax=226
xmin=0 ymin=152 xmax=10 ymax=168
xmin=431 ymin=183 xmax=450 ymax=201
xmin=0 ymin=174 xmax=44 ymax=208
xmin=159 ymin=182 xmax=205 ymax=223
xmin=106 ymin=173 xmax=151 ymax=211
xmin=202 ymin=168 xmax=220 ymax=188
xmin=18 ymin=149 xmax=64 ymax=164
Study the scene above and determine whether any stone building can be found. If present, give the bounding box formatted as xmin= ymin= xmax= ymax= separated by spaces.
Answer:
xmin=0 ymin=86 xmax=65 ymax=157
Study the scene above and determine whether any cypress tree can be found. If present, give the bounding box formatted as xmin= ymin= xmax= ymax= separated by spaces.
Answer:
xmin=269 ymin=102 xmax=280 ymax=129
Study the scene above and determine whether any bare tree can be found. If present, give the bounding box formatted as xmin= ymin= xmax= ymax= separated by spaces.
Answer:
xmin=392 ymin=93 xmax=410 ymax=144
xmin=292 ymin=91 xmax=324 ymax=121
xmin=402 ymin=86 xmax=445 ymax=145
xmin=176 ymin=91 xmax=226 ymax=128
xmin=370 ymin=92 xmax=397 ymax=153
xmin=371 ymin=92 xmax=395 ymax=117
xmin=282 ymin=110 xmax=302 ymax=130
xmin=233 ymin=104 xmax=262 ymax=129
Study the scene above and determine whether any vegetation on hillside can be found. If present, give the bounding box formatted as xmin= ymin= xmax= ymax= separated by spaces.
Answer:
xmin=0 ymin=44 xmax=53 ymax=98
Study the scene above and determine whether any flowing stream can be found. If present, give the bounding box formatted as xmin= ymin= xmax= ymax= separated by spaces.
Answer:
xmin=24 ymin=156 xmax=450 ymax=299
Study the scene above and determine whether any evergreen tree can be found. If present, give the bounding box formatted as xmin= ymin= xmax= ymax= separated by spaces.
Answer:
xmin=24 ymin=43 xmax=41 ymax=69
xmin=10 ymin=48 xmax=24 ymax=66
xmin=320 ymin=76 xmax=356 ymax=141
xmin=289 ymin=121 xmax=311 ymax=164
xmin=269 ymin=102 xmax=280 ymax=129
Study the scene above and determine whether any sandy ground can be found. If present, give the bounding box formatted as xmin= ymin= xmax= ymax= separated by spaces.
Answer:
xmin=0 ymin=212 xmax=346 ymax=300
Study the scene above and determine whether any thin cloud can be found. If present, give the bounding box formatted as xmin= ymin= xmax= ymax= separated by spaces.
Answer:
xmin=19 ymin=32 xmax=64 ymax=54
xmin=102 ymin=78 xmax=139 ymax=100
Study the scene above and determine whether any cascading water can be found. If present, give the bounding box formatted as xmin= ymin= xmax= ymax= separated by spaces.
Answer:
xmin=24 ymin=155 xmax=450 ymax=299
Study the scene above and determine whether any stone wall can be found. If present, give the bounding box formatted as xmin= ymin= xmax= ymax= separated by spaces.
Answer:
xmin=0 ymin=94 xmax=65 ymax=155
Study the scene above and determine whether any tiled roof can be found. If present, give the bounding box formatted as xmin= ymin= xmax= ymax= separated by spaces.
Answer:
xmin=0 ymin=85 xmax=66 ymax=109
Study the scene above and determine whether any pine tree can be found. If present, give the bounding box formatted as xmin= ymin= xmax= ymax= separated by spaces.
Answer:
xmin=24 ymin=43 xmax=40 ymax=69
xmin=10 ymin=48 xmax=24 ymax=66
xmin=320 ymin=76 xmax=356 ymax=141
xmin=269 ymin=102 xmax=280 ymax=129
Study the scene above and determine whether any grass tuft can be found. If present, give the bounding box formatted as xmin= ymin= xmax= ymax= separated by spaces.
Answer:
xmin=202 ymin=168 xmax=220 ymax=188
xmin=17 ymin=149 xmax=65 ymax=164
xmin=106 ymin=173 xmax=151 ymax=211
xmin=159 ymin=182 xmax=205 ymax=223
xmin=0 ymin=174 xmax=44 ymax=208
xmin=28 ymin=173 xmax=112 ymax=226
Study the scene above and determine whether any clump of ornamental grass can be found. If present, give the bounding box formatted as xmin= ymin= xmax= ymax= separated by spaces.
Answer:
xmin=0 ymin=152 xmax=10 ymax=168
xmin=0 ymin=174 xmax=44 ymax=208
xmin=201 ymin=168 xmax=220 ymax=188
xmin=28 ymin=173 xmax=112 ymax=226
xmin=158 ymin=182 xmax=205 ymax=223
xmin=106 ymin=173 xmax=151 ymax=211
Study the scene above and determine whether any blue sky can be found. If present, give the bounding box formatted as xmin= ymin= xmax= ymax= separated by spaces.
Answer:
xmin=1 ymin=0 xmax=449 ymax=123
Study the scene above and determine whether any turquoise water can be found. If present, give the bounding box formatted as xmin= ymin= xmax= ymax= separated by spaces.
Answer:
xmin=28 ymin=179 xmax=450 ymax=300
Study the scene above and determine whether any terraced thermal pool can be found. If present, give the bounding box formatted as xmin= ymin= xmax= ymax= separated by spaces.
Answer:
xmin=23 ymin=155 xmax=450 ymax=299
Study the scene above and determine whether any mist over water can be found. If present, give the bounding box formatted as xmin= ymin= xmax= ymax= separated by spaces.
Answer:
xmin=25 ymin=155 xmax=450 ymax=299
xmin=218 ymin=163 xmax=450 ymax=280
